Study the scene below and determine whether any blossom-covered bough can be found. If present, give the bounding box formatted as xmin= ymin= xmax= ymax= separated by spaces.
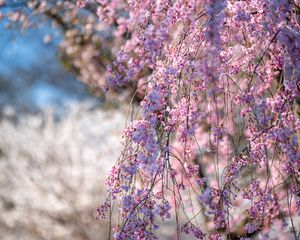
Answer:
xmin=2 ymin=0 xmax=300 ymax=239
xmin=92 ymin=0 xmax=300 ymax=239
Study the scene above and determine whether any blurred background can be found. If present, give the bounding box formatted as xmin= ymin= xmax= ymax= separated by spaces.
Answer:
xmin=0 ymin=4 xmax=128 ymax=239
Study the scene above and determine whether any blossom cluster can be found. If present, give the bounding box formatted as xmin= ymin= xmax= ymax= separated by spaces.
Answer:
xmin=90 ymin=0 xmax=300 ymax=238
